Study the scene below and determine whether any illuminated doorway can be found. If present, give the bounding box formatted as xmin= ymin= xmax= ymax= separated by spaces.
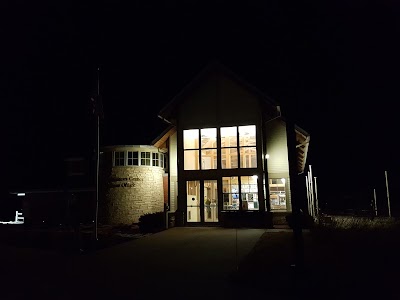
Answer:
xmin=204 ymin=180 xmax=218 ymax=222
xmin=186 ymin=180 xmax=218 ymax=223
xmin=187 ymin=180 xmax=200 ymax=222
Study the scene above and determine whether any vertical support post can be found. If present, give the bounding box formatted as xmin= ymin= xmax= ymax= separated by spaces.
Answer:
xmin=309 ymin=174 xmax=313 ymax=217
xmin=94 ymin=67 xmax=100 ymax=241
xmin=373 ymin=188 xmax=377 ymax=217
xmin=95 ymin=113 xmax=99 ymax=240
xmin=385 ymin=171 xmax=391 ymax=218
xmin=285 ymin=111 xmax=304 ymax=271
xmin=305 ymin=176 xmax=310 ymax=215
xmin=314 ymin=176 xmax=319 ymax=218
xmin=309 ymin=165 xmax=314 ymax=219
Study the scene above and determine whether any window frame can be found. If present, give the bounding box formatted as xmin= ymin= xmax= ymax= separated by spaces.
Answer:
xmin=127 ymin=151 xmax=139 ymax=166
xmin=113 ymin=151 xmax=125 ymax=166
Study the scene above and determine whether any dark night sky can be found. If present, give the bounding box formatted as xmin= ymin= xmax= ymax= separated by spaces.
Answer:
xmin=3 ymin=1 xmax=400 ymax=210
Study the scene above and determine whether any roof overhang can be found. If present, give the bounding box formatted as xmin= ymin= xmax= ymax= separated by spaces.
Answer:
xmin=152 ymin=125 xmax=177 ymax=148
xmin=295 ymin=126 xmax=310 ymax=174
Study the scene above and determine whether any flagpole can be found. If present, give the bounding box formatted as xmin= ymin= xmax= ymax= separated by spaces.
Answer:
xmin=385 ymin=170 xmax=391 ymax=218
xmin=95 ymin=67 xmax=100 ymax=241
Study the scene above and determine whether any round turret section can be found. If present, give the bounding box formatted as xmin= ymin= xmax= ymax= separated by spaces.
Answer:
xmin=100 ymin=145 xmax=166 ymax=225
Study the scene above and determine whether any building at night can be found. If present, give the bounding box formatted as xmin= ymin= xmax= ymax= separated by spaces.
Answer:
xmin=101 ymin=62 xmax=310 ymax=227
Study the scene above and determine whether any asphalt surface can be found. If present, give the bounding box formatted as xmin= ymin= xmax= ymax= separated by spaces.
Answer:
xmin=2 ymin=227 xmax=269 ymax=300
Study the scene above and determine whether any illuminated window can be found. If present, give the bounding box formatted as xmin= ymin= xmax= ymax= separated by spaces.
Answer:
xmin=114 ymin=151 xmax=125 ymax=166
xmin=221 ymin=125 xmax=256 ymax=169
xmin=239 ymin=125 xmax=257 ymax=168
xmin=141 ymin=152 xmax=151 ymax=166
xmin=269 ymin=178 xmax=287 ymax=210
xmin=127 ymin=151 xmax=138 ymax=166
xmin=222 ymin=176 xmax=239 ymax=210
xmin=184 ymin=129 xmax=200 ymax=170
xmin=221 ymin=127 xmax=238 ymax=169
xmin=241 ymin=176 xmax=259 ymax=210
xmin=200 ymin=128 xmax=217 ymax=170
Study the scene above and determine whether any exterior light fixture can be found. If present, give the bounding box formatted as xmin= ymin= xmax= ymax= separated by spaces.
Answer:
xmin=265 ymin=154 xmax=270 ymax=159
xmin=17 ymin=193 xmax=25 ymax=197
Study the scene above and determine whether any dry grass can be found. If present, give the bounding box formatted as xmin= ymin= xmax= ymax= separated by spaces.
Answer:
xmin=236 ymin=224 xmax=400 ymax=299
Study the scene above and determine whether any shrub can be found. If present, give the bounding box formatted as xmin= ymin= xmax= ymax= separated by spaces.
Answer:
xmin=138 ymin=212 xmax=165 ymax=233
xmin=327 ymin=216 xmax=398 ymax=230
xmin=285 ymin=212 xmax=314 ymax=229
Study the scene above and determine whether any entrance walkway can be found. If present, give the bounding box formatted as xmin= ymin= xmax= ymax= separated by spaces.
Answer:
xmin=72 ymin=227 xmax=266 ymax=299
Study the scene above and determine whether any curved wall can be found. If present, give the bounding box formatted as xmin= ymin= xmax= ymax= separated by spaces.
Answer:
xmin=100 ymin=145 xmax=165 ymax=225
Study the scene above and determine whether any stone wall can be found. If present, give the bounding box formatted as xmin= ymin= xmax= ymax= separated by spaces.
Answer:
xmin=100 ymin=165 xmax=164 ymax=225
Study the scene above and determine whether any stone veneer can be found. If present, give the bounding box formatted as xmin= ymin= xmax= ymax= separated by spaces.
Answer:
xmin=100 ymin=147 xmax=165 ymax=225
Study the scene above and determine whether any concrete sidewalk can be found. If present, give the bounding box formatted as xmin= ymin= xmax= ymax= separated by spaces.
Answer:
xmin=2 ymin=227 xmax=268 ymax=299
xmin=72 ymin=227 xmax=266 ymax=299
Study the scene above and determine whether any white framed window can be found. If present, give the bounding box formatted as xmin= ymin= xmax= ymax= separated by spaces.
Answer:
xmin=220 ymin=125 xmax=257 ymax=169
xmin=114 ymin=151 xmax=125 ymax=166
xmin=200 ymin=128 xmax=217 ymax=170
xmin=141 ymin=152 xmax=151 ymax=166
xmin=160 ymin=153 xmax=164 ymax=168
xmin=184 ymin=129 xmax=200 ymax=170
xmin=127 ymin=151 xmax=139 ymax=165
xmin=152 ymin=153 xmax=159 ymax=167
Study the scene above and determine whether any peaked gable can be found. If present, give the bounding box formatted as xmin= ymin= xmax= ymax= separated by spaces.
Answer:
xmin=158 ymin=61 xmax=280 ymax=125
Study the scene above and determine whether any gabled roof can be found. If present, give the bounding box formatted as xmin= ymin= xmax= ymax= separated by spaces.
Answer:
xmin=151 ymin=125 xmax=176 ymax=148
xmin=158 ymin=60 xmax=280 ymax=124
xmin=155 ymin=60 xmax=310 ymax=174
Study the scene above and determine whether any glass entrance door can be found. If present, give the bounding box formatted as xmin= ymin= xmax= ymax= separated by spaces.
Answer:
xmin=186 ymin=180 xmax=218 ymax=223
xmin=187 ymin=180 xmax=200 ymax=222
xmin=204 ymin=180 xmax=218 ymax=222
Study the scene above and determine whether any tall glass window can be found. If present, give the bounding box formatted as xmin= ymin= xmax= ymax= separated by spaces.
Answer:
xmin=201 ymin=128 xmax=217 ymax=170
xmin=184 ymin=129 xmax=200 ymax=170
xmin=222 ymin=176 xmax=239 ymax=210
xmin=220 ymin=125 xmax=256 ymax=169
xmin=221 ymin=127 xmax=238 ymax=169
xmin=241 ymin=175 xmax=259 ymax=210
xmin=269 ymin=178 xmax=287 ymax=210
xmin=239 ymin=125 xmax=257 ymax=168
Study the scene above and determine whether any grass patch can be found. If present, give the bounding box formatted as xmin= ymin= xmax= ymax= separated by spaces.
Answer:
xmin=236 ymin=223 xmax=400 ymax=299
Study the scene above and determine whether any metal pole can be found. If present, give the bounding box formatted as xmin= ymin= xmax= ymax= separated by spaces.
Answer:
xmin=307 ymin=171 xmax=312 ymax=217
xmin=305 ymin=176 xmax=310 ymax=215
xmin=373 ymin=188 xmax=377 ymax=216
xmin=309 ymin=165 xmax=314 ymax=219
xmin=314 ymin=176 xmax=319 ymax=218
xmin=385 ymin=171 xmax=391 ymax=218
xmin=95 ymin=67 xmax=100 ymax=241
